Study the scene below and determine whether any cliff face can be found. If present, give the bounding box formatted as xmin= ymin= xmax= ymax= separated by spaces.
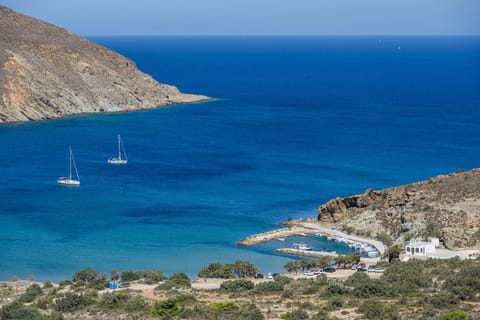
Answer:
xmin=0 ymin=5 xmax=208 ymax=123
xmin=317 ymin=169 xmax=480 ymax=250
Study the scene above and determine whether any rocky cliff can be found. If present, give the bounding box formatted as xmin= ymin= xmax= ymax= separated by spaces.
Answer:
xmin=0 ymin=5 xmax=208 ymax=123
xmin=317 ymin=169 xmax=480 ymax=250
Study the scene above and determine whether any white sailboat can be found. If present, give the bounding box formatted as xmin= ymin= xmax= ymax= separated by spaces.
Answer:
xmin=108 ymin=134 xmax=128 ymax=164
xmin=57 ymin=146 xmax=80 ymax=186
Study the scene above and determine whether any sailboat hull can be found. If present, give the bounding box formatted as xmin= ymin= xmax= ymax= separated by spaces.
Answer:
xmin=108 ymin=158 xmax=128 ymax=164
xmin=57 ymin=177 xmax=80 ymax=186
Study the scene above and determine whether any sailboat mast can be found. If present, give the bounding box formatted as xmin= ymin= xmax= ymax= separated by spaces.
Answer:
xmin=69 ymin=146 xmax=73 ymax=179
xmin=118 ymin=134 xmax=121 ymax=159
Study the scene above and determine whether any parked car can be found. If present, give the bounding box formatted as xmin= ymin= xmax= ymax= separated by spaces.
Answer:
xmin=367 ymin=265 xmax=377 ymax=272
xmin=303 ymin=271 xmax=315 ymax=276
xmin=323 ymin=267 xmax=336 ymax=273
xmin=267 ymin=272 xmax=273 ymax=279
xmin=272 ymin=273 xmax=280 ymax=278
xmin=375 ymin=267 xmax=385 ymax=273
xmin=351 ymin=264 xmax=358 ymax=270
xmin=254 ymin=273 xmax=264 ymax=279
xmin=118 ymin=282 xmax=130 ymax=288
xmin=311 ymin=268 xmax=322 ymax=275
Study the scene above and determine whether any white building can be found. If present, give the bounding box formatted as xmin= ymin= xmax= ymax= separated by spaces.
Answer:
xmin=405 ymin=238 xmax=438 ymax=256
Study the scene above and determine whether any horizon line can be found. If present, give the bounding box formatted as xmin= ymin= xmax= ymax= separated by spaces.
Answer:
xmin=84 ymin=34 xmax=480 ymax=38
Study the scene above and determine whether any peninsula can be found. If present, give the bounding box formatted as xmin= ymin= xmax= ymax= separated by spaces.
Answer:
xmin=0 ymin=5 xmax=209 ymax=123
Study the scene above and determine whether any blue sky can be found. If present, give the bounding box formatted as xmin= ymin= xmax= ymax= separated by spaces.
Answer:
xmin=1 ymin=0 xmax=479 ymax=36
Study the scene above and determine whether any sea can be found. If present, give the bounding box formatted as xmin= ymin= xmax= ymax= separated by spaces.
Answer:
xmin=0 ymin=36 xmax=479 ymax=281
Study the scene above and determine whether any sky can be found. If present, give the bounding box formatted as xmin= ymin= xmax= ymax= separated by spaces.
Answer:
xmin=1 ymin=0 xmax=479 ymax=36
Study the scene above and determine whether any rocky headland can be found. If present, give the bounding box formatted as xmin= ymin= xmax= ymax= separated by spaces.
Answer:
xmin=317 ymin=169 xmax=480 ymax=250
xmin=0 ymin=5 xmax=208 ymax=123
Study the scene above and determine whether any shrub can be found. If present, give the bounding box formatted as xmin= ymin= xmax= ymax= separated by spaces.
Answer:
xmin=156 ymin=272 xmax=191 ymax=291
xmin=198 ymin=262 xmax=235 ymax=279
xmin=237 ymin=303 xmax=265 ymax=320
xmin=0 ymin=302 xmax=42 ymax=320
xmin=324 ymin=283 xmax=349 ymax=297
xmin=120 ymin=270 xmax=141 ymax=282
xmin=99 ymin=292 xmax=129 ymax=310
xmin=358 ymin=299 xmax=385 ymax=320
xmin=443 ymin=263 xmax=480 ymax=300
xmin=220 ymin=279 xmax=255 ymax=293
xmin=352 ymin=279 xmax=392 ymax=298
xmin=329 ymin=296 xmax=344 ymax=308
xmin=422 ymin=292 xmax=459 ymax=308
xmin=18 ymin=284 xmax=42 ymax=303
xmin=382 ymin=259 xmax=432 ymax=295
xmin=141 ymin=270 xmax=167 ymax=284
xmin=208 ymin=301 xmax=239 ymax=311
xmin=254 ymin=276 xmax=292 ymax=294
xmin=54 ymin=292 xmax=94 ymax=312
xmin=439 ymin=310 xmax=468 ymax=320
xmin=280 ymin=308 xmax=309 ymax=320
xmin=125 ymin=296 xmax=150 ymax=314
xmin=151 ymin=297 xmax=183 ymax=319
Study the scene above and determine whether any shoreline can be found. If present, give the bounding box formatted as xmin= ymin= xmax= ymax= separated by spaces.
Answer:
xmin=238 ymin=220 xmax=480 ymax=262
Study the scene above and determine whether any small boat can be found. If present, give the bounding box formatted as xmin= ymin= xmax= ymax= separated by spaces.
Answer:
xmin=293 ymin=242 xmax=312 ymax=251
xmin=57 ymin=146 xmax=80 ymax=186
xmin=108 ymin=134 xmax=128 ymax=164
xmin=276 ymin=237 xmax=286 ymax=242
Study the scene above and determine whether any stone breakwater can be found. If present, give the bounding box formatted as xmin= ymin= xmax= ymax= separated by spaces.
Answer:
xmin=237 ymin=226 xmax=315 ymax=246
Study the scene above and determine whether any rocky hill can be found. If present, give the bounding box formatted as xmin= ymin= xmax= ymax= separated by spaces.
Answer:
xmin=0 ymin=5 xmax=208 ymax=123
xmin=317 ymin=169 xmax=480 ymax=250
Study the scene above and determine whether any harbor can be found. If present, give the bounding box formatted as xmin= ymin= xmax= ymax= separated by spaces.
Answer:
xmin=238 ymin=221 xmax=386 ymax=260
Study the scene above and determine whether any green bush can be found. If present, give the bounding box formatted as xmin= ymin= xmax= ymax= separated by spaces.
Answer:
xmin=329 ymin=296 xmax=344 ymax=308
xmin=439 ymin=310 xmax=468 ymax=320
xmin=358 ymin=299 xmax=385 ymax=320
xmin=99 ymin=292 xmax=129 ymax=309
xmin=125 ymin=296 xmax=150 ymax=314
xmin=0 ymin=302 xmax=64 ymax=320
xmin=208 ymin=301 xmax=239 ymax=311
xmin=220 ymin=279 xmax=255 ymax=293
xmin=382 ymin=259 xmax=432 ymax=295
xmin=150 ymin=296 xmax=192 ymax=319
xmin=280 ymin=308 xmax=309 ymax=320
xmin=140 ymin=270 xmax=167 ymax=284
xmin=254 ymin=276 xmax=292 ymax=294
xmin=443 ymin=263 xmax=480 ymax=300
xmin=120 ymin=270 xmax=141 ymax=282
xmin=54 ymin=292 xmax=94 ymax=312
xmin=18 ymin=283 xmax=42 ymax=303
xmin=352 ymin=278 xmax=392 ymax=298
xmin=324 ymin=283 xmax=349 ymax=297
xmin=156 ymin=272 xmax=191 ymax=290
xmin=237 ymin=303 xmax=265 ymax=320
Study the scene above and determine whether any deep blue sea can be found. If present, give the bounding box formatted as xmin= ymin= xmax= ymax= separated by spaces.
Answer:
xmin=1 ymin=37 xmax=479 ymax=281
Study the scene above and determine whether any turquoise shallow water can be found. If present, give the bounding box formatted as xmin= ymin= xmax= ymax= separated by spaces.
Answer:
xmin=0 ymin=37 xmax=479 ymax=281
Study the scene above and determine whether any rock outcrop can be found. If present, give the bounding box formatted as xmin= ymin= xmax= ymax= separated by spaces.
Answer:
xmin=317 ymin=169 xmax=480 ymax=250
xmin=0 ymin=5 xmax=208 ymax=123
